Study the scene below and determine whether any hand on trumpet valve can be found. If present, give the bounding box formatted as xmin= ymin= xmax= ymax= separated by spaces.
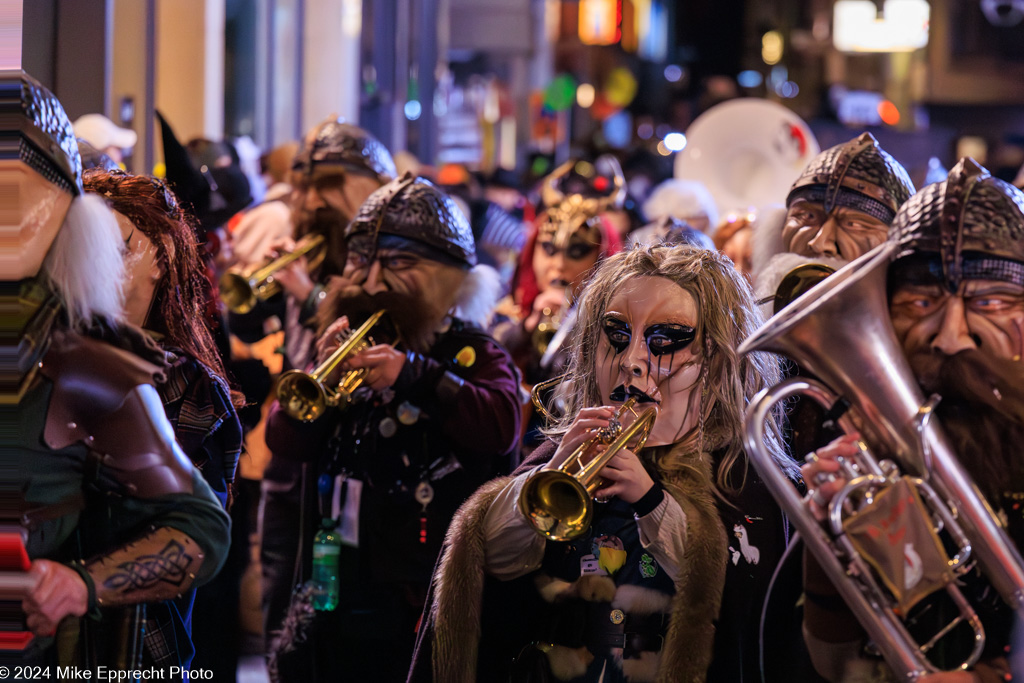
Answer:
xmin=545 ymin=406 xmax=615 ymax=471
xmin=802 ymin=432 xmax=861 ymax=521
xmin=265 ymin=237 xmax=315 ymax=301
xmin=317 ymin=316 xmax=352 ymax=365
xmin=342 ymin=344 xmax=406 ymax=391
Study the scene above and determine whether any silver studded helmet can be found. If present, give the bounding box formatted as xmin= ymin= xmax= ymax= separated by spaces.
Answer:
xmin=9 ymin=71 xmax=83 ymax=195
xmin=787 ymin=132 xmax=914 ymax=224
xmin=293 ymin=118 xmax=396 ymax=183
xmin=890 ymin=157 xmax=1024 ymax=291
xmin=345 ymin=173 xmax=476 ymax=267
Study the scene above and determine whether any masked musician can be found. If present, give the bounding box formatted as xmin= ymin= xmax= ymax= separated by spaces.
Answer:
xmin=409 ymin=244 xmax=798 ymax=683
xmin=753 ymin=132 xmax=915 ymax=308
xmin=493 ymin=159 xmax=625 ymax=386
xmin=262 ymin=174 xmax=520 ymax=681
xmin=802 ymin=158 xmax=1024 ymax=682
xmin=270 ymin=118 xmax=396 ymax=371
xmin=255 ymin=119 xmax=396 ymax=649
xmin=8 ymin=73 xmax=229 ymax=668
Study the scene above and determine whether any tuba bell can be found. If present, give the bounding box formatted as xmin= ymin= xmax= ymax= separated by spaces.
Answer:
xmin=220 ymin=233 xmax=326 ymax=314
xmin=740 ymin=242 xmax=1024 ymax=678
xmin=674 ymin=98 xmax=819 ymax=218
xmin=518 ymin=396 xmax=657 ymax=541
xmin=276 ymin=309 xmax=388 ymax=422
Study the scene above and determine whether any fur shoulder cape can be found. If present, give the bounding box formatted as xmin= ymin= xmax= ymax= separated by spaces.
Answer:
xmin=417 ymin=440 xmax=729 ymax=683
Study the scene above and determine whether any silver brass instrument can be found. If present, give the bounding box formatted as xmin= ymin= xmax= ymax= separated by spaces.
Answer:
xmin=220 ymin=233 xmax=325 ymax=314
xmin=518 ymin=397 xmax=657 ymax=541
xmin=276 ymin=309 xmax=386 ymax=422
xmin=740 ymin=242 xmax=1024 ymax=678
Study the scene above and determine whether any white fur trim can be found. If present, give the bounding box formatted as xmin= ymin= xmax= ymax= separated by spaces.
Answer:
xmin=535 ymin=574 xmax=576 ymax=603
xmin=621 ymin=651 xmax=660 ymax=682
xmin=749 ymin=204 xmax=788 ymax=280
xmin=41 ymin=193 xmax=125 ymax=328
xmin=454 ymin=264 xmax=501 ymax=328
xmin=611 ymin=584 xmax=673 ymax=614
xmin=545 ymin=645 xmax=593 ymax=681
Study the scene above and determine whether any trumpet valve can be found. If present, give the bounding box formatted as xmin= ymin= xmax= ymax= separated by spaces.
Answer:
xmin=596 ymin=420 xmax=623 ymax=444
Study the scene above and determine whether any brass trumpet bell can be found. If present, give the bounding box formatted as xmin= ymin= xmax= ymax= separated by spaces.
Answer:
xmin=276 ymin=309 xmax=387 ymax=422
xmin=518 ymin=397 xmax=657 ymax=541
xmin=220 ymin=233 xmax=326 ymax=314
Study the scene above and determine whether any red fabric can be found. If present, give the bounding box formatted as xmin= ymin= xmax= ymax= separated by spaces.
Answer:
xmin=0 ymin=533 xmax=30 ymax=570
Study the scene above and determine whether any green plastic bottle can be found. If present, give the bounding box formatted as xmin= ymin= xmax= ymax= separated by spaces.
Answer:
xmin=311 ymin=519 xmax=341 ymax=611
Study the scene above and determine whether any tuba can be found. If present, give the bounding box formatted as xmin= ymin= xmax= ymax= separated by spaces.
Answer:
xmin=740 ymin=242 xmax=1024 ymax=677
xmin=518 ymin=396 xmax=657 ymax=541
xmin=219 ymin=233 xmax=325 ymax=314
xmin=276 ymin=309 xmax=387 ymax=422
xmin=674 ymin=98 xmax=819 ymax=217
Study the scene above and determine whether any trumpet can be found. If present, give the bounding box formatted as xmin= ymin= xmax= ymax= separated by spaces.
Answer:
xmin=531 ymin=306 xmax=562 ymax=356
xmin=276 ymin=309 xmax=387 ymax=422
xmin=740 ymin=242 xmax=1024 ymax=678
xmin=220 ymin=233 xmax=325 ymax=314
xmin=518 ymin=397 xmax=657 ymax=541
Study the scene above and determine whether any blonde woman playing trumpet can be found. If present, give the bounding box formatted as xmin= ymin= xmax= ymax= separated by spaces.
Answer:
xmin=410 ymin=244 xmax=799 ymax=683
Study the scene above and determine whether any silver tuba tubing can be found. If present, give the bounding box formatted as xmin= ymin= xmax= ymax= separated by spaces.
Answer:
xmin=740 ymin=241 xmax=1024 ymax=677
xmin=745 ymin=378 xmax=983 ymax=679
xmin=745 ymin=378 xmax=966 ymax=679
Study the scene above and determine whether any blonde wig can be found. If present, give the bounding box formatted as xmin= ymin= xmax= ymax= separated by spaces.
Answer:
xmin=545 ymin=243 xmax=797 ymax=494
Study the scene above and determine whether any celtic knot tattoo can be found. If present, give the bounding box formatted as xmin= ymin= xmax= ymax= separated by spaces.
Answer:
xmin=103 ymin=540 xmax=193 ymax=592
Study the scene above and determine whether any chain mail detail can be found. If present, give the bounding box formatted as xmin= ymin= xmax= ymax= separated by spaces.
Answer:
xmin=346 ymin=174 xmax=477 ymax=266
xmin=293 ymin=118 xmax=397 ymax=182
xmin=787 ymin=132 xmax=913 ymax=214
xmin=890 ymin=158 xmax=1024 ymax=290
xmin=5 ymin=72 xmax=83 ymax=194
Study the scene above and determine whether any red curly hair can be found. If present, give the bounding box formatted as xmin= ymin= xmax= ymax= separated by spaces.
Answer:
xmin=83 ymin=168 xmax=239 ymax=404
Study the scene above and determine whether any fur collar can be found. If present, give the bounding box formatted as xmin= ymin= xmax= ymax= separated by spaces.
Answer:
xmin=453 ymin=264 xmax=502 ymax=329
xmin=429 ymin=440 xmax=729 ymax=683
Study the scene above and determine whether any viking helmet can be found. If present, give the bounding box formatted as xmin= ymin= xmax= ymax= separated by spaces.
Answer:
xmin=890 ymin=157 xmax=1024 ymax=291
xmin=345 ymin=173 xmax=476 ymax=267
xmin=787 ymin=132 xmax=914 ymax=224
xmin=293 ymin=118 xmax=396 ymax=183
xmin=7 ymin=71 xmax=83 ymax=196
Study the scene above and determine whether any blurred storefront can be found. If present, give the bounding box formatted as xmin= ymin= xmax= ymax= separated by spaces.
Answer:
xmin=17 ymin=0 xmax=1024 ymax=186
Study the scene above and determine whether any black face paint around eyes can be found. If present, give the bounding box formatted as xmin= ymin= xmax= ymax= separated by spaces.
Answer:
xmin=124 ymin=227 xmax=135 ymax=248
xmin=565 ymin=242 xmax=598 ymax=261
xmin=645 ymin=324 xmax=696 ymax=357
xmin=602 ymin=316 xmax=631 ymax=353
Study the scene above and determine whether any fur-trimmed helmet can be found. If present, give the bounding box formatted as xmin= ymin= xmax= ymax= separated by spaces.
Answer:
xmin=345 ymin=173 xmax=476 ymax=267
xmin=7 ymin=71 xmax=83 ymax=195
xmin=293 ymin=118 xmax=396 ymax=183
xmin=890 ymin=157 xmax=1024 ymax=291
xmin=787 ymin=132 xmax=914 ymax=224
